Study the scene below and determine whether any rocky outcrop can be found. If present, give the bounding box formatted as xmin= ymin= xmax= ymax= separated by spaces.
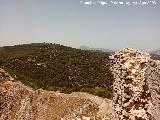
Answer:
xmin=110 ymin=48 xmax=160 ymax=120
xmin=146 ymin=60 xmax=160 ymax=120
xmin=0 ymin=68 xmax=116 ymax=120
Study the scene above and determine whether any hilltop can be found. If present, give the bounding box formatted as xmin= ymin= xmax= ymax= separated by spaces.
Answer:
xmin=0 ymin=43 xmax=113 ymax=98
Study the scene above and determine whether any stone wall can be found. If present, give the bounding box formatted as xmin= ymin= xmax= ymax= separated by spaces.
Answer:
xmin=146 ymin=60 xmax=160 ymax=120
xmin=110 ymin=48 xmax=160 ymax=120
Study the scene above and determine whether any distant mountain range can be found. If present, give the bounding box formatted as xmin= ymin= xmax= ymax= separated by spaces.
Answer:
xmin=79 ymin=46 xmax=160 ymax=56
xmin=79 ymin=45 xmax=114 ymax=53
xmin=150 ymin=50 xmax=160 ymax=56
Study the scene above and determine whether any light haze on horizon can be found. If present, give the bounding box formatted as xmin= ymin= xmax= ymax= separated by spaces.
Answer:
xmin=0 ymin=0 xmax=160 ymax=51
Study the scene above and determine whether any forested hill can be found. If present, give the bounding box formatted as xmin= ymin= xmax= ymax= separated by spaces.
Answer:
xmin=0 ymin=43 xmax=114 ymax=98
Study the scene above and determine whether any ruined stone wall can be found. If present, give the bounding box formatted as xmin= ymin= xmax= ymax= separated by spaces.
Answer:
xmin=146 ymin=60 xmax=160 ymax=120
xmin=110 ymin=48 xmax=160 ymax=120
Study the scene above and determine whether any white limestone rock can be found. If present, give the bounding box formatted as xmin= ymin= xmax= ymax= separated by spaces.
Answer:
xmin=110 ymin=48 xmax=152 ymax=120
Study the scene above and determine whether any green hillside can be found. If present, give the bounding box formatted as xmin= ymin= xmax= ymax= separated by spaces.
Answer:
xmin=0 ymin=43 xmax=114 ymax=98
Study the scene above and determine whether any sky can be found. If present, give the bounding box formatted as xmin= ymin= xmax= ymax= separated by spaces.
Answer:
xmin=0 ymin=0 xmax=159 ymax=51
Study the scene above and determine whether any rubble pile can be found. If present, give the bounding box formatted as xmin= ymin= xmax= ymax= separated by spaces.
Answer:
xmin=110 ymin=48 xmax=160 ymax=120
xmin=146 ymin=60 xmax=160 ymax=120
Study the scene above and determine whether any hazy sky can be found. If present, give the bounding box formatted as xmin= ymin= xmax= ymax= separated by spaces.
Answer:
xmin=0 ymin=0 xmax=159 ymax=50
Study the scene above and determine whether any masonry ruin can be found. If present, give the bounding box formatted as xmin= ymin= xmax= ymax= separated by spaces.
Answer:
xmin=110 ymin=48 xmax=160 ymax=120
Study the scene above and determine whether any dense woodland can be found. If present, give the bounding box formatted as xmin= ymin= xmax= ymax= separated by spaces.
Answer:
xmin=0 ymin=43 xmax=114 ymax=98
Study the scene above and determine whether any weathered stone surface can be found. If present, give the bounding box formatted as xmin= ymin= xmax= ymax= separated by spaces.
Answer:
xmin=110 ymin=48 xmax=160 ymax=120
xmin=146 ymin=60 xmax=160 ymax=120
xmin=0 ymin=68 xmax=116 ymax=120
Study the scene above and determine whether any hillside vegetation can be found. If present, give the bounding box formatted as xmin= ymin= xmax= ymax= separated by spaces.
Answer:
xmin=0 ymin=43 xmax=114 ymax=98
